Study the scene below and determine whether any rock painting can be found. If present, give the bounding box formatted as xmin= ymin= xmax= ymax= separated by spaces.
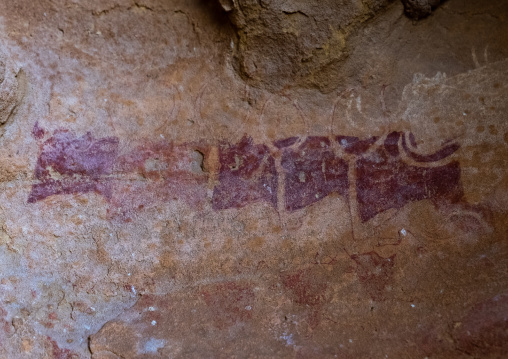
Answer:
xmin=214 ymin=131 xmax=462 ymax=223
xmin=28 ymin=126 xmax=209 ymax=221
xmin=281 ymin=136 xmax=348 ymax=211
xmin=281 ymin=269 xmax=328 ymax=328
xmin=28 ymin=125 xmax=462 ymax=224
xmin=111 ymin=141 xmax=209 ymax=220
xmin=212 ymin=136 xmax=277 ymax=210
xmin=27 ymin=129 xmax=118 ymax=203
xmin=348 ymin=251 xmax=396 ymax=301
xmin=200 ymin=281 xmax=255 ymax=329
xmin=356 ymin=131 xmax=462 ymax=222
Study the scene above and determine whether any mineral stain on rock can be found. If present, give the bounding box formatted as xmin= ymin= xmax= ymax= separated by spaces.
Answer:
xmin=453 ymin=293 xmax=508 ymax=357
xmin=282 ymin=269 xmax=327 ymax=307
xmin=200 ymin=281 xmax=255 ymax=329
xmin=282 ymin=268 xmax=328 ymax=328
xmin=48 ymin=337 xmax=77 ymax=359
xmin=349 ymin=251 xmax=396 ymax=301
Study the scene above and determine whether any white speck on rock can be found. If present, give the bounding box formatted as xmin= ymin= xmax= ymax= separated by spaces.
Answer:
xmin=280 ymin=332 xmax=294 ymax=346
xmin=411 ymin=304 xmax=415 ymax=308
xmin=151 ymin=320 xmax=157 ymax=326
xmin=401 ymin=228 xmax=407 ymax=236
xmin=143 ymin=338 xmax=165 ymax=353
xmin=149 ymin=306 xmax=155 ymax=311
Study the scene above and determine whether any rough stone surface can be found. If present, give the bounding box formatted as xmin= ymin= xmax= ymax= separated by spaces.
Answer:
xmin=0 ymin=0 xmax=507 ymax=358
xmin=401 ymin=0 xmax=443 ymax=19
xmin=0 ymin=53 xmax=26 ymax=137
xmin=220 ymin=0 xmax=396 ymax=92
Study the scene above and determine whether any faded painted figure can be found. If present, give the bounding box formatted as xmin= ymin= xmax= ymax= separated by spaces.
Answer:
xmin=213 ymin=131 xmax=462 ymax=223
xmin=28 ymin=125 xmax=462 ymax=224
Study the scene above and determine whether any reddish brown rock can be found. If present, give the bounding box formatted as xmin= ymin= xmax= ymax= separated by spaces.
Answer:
xmin=0 ymin=0 xmax=507 ymax=358
xmin=453 ymin=293 xmax=508 ymax=357
xmin=200 ymin=281 xmax=255 ymax=329
xmin=281 ymin=268 xmax=328 ymax=329
xmin=349 ymin=251 xmax=396 ymax=301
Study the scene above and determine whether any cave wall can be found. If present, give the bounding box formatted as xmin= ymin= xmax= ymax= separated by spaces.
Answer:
xmin=0 ymin=0 xmax=507 ymax=358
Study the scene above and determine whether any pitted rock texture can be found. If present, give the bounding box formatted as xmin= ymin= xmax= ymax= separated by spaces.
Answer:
xmin=0 ymin=0 xmax=507 ymax=358
xmin=221 ymin=0 xmax=396 ymax=92
xmin=0 ymin=54 xmax=26 ymax=137
xmin=401 ymin=0 xmax=443 ymax=19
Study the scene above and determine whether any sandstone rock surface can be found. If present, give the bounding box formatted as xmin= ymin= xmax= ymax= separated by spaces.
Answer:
xmin=0 ymin=0 xmax=507 ymax=358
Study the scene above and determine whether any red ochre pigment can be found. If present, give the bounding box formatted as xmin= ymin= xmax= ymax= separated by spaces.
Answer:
xmin=28 ymin=126 xmax=462 ymax=224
